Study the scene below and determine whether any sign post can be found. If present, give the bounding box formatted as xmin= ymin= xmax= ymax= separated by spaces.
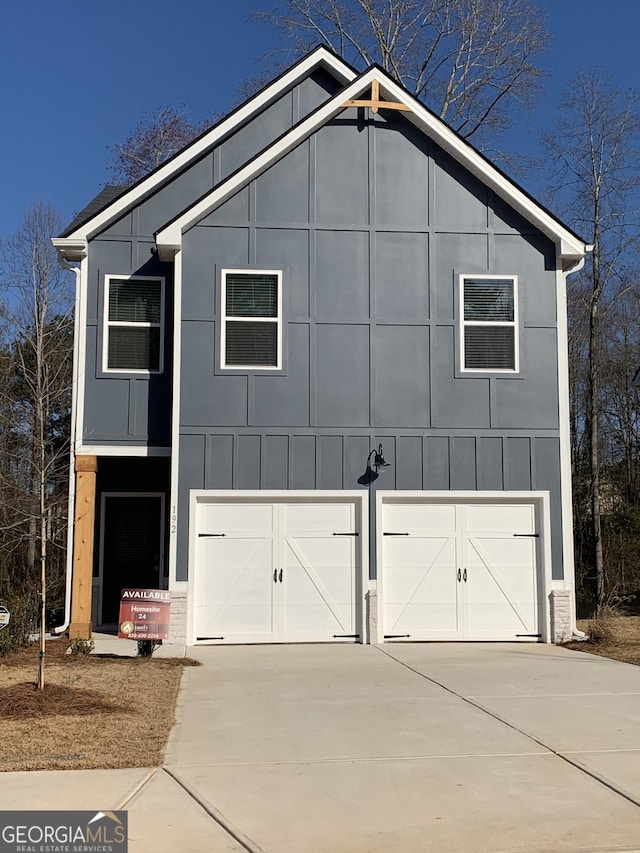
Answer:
xmin=117 ymin=589 xmax=171 ymax=641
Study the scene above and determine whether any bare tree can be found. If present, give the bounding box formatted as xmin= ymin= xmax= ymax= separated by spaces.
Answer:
xmin=107 ymin=106 xmax=214 ymax=186
xmin=254 ymin=0 xmax=549 ymax=144
xmin=543 ymin=70 xmax=640 ymax=611
xmin=0 ymin=203 xmax=73 ymax=685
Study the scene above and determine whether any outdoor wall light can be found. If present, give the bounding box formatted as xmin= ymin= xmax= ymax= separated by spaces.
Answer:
xmin=369 ymin=443 xmax=390 ymax=473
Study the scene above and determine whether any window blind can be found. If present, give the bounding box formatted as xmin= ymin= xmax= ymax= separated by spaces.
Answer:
xmin=225 ymin=321 xmax=278 ymax=366
xmin=226 ymin=274 xmax=278 ymax=317
xmin=108 ymin=327 xmax=161 ymax=371
xmin=464 ymin=326 xmax=515 ymax=370
xmin=464 ymin=279 xmax=514 ymax=322
xmin=109 ymin=279 xmax=162 ymax=323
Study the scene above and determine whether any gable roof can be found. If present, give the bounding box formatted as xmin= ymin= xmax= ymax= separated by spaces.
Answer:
xmin=54 ymin=46 xmax=356 ymax=255
xmin=154 ymin=63 xmax=589 ymax=270
xmin=63 ymin=185 xmax=127 ymax=235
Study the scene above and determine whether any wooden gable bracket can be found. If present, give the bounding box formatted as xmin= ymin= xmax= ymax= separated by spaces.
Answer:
xmin=341 ymin=78 xmax=410 ymax=114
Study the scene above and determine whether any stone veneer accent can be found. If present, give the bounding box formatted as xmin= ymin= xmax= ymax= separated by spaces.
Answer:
xmin=167 ymin=591 xmax=188 ymax=645
xmin=550 ymin=589 xmax=572 ymax=643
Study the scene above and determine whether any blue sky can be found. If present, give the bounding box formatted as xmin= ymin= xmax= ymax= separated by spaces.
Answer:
xmin=1 ymin=0 xmax=639 ymax=238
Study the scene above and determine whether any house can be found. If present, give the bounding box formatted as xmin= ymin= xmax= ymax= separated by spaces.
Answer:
xmin=53 ymin=46 xmax=589 ymax=647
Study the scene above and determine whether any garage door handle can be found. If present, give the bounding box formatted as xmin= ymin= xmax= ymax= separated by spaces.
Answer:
xmin=514 ymin=533 xmax=539 ymax=538
xmin=457 ymin=569 xmax=461 ymax=582
xmin=273 ymin=569 xmax=278 ymax=583
xmin=279 ymin=569 xmax=283 ymax=583
xmin=463 ymin=568 xmax=467 ymax=582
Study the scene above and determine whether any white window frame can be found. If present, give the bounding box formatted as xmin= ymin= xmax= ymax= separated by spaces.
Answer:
xmin=103 ymin=274 xmax=165 ymax=374
xmin=459 ymin=274 xmax=519 ymax=374
xmin=220 ymin=268 xmax=283 ymax=371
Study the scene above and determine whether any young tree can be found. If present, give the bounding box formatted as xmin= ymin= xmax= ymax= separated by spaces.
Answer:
xmin=0 ymin=203 xmax=73 ymax=686
xmin=107 ymin=106 xmax=214 ymax=186
xmin=254 ymin=0 xmax=549 ymax=145
xmin=543 ymin=70 xmax=640 ymax=611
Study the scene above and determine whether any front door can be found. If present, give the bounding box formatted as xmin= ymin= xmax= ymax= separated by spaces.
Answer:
xmin=100 ymin=494 xmax=164 ymax=625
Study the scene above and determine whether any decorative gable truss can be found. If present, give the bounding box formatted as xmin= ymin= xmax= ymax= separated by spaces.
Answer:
xmin=155 ymin=66 xmax=590 ymax=269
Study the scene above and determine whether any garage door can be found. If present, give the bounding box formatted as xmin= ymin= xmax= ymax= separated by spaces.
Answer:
xmin=193 ymin=496 xmax=364 ymax=644
xmin=381 ymin=498 xmax=541 ymax=641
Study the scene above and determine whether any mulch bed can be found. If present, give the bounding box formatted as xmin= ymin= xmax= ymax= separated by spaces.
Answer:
xmin=0 ymin=639 xmax=199 ymax=772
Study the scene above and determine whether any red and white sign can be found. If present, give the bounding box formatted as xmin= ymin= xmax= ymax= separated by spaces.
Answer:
xmin=118 ymin=588 xmax=171 ymax=640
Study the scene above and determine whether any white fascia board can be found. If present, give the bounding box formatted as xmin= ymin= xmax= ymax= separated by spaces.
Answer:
xmin=157 ymin=68 xmax=588 ymax=263
xmin=63 ymin=48 xmax=356 ymax=244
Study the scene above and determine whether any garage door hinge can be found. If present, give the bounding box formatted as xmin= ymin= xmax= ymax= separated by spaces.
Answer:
xmin=513 ymin=533 xmax=539 ymax=538
xmin=384 ymin=634 xmax=411 ymax=639
xmin=198 ymin=533 xmax=226 ymax=537
xmin=383 ymin=532 xmax=409 ymax=536
xmin=333 ymin=634 xmax=360 ymax=638
xmin=332 ymin=532 xmax=359 ymax=536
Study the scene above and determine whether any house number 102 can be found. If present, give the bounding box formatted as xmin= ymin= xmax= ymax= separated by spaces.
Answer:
xmin=171 ymin=506 xmax=177 ymax=535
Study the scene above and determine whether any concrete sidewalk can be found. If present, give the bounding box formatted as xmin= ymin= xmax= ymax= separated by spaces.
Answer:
xmin=2 ymin=643 xmax=640 ymax=852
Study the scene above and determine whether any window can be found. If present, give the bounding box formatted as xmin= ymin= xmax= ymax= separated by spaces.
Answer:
xmin=221 ymin=270 xmax=282 ymax=369
xmin=104 ymin=276 xmax=164 ymax=373
xmin=460 ymin=275 xmax=518 ymax=372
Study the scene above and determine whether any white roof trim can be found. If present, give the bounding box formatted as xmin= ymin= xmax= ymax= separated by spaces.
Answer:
xmin=156 ymin=68 xmax=588 ymax=263
xmin=52 ymin=237 xmax=87 ymax=261
xmin=63 ymin=47 xmax=356 ymax=243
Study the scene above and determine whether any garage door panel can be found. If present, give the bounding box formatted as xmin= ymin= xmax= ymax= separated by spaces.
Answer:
xmin=194 ymin=497 xmax=362 ymax=644
xmin=466 ymin=503 xmax=535 ymax=533
xmin=383 ymin=535 xmax=459 ymax=638
xmin=384 ymin=502 xmax=456 ymax=531
xmin=468 ymin=538 xmax=537 ymax=609
xmin=381 ymin=498 xmax=541 ymax=642
xmin=195 ymin=537 xmax=275 ymax=639
xmin=198 ymin=502 xmax=274 ymax=534
xmin=466 ymin=601 xmax=535 ymax=636
xmin=384 ymin=536 xmax=454 ymax=569
xmin=283 ymin=537 xmax=355 ymax=637
xmin=283 ymin=502 xmax=354 ymax=532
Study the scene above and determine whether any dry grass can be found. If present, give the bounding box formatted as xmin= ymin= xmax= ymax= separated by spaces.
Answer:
xmin=564 ymin=614 xmax=640 ymax=667
xmin=0 ymin=640 xmax=198 ymax=772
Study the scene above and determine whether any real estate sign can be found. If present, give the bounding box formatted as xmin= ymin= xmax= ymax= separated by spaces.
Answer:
xmin=118 ymin=589 xmax=171 ymax=640
xmin=0 ymin=606 xmax=9 ymax=631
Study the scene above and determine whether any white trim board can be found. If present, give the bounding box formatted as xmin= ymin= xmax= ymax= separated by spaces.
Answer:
xmin=77 ymin=446 xmax=171 ymax=457
xmin=59 ymin=48 xmax=356 ymax=244
xmin=156 ymin=68 xmax=589 ymax=266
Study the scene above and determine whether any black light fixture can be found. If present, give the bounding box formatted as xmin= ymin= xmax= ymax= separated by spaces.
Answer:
xmin=369 ymin=443 xmax=390 ymax=473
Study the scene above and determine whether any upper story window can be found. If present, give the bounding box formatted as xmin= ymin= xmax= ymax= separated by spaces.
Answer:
xmin=104 ymin=275 xmax=164 ymax=373
xmin=460 ymin=275 xmax=518 ymax=372
xmin=221 ymin=270 xmax=282 ymax=370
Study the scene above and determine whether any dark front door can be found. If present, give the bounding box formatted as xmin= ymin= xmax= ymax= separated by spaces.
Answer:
xmin=101 ymin=494 xmax=164 ymax=625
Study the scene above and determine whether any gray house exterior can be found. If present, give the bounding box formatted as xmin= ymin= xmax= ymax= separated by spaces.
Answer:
xmin=55 ymin=47 xmax=589 ymax=646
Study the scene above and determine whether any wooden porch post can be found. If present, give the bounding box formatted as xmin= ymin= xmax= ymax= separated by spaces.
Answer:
xmin=70 ymin=455 xmax=98 ymax=639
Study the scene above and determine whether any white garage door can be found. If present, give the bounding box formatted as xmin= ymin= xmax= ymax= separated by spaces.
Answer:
xmin=381 ymin=498 xmax=541 ymax=641
xmin=193 ymin=496 xmax=363 ymax=644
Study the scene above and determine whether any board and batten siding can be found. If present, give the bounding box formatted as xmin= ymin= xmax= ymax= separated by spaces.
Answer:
xmin=81 ymin=69 xmax=343 ymax=447
xmin=175 ymin=108 xmax=563 ymax=582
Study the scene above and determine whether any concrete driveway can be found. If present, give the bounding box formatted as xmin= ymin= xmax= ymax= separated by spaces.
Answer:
xmin=161 ymin=642 xmax=640 ymax=852
xmin=3 ymin=642 xmax=640 ymax=852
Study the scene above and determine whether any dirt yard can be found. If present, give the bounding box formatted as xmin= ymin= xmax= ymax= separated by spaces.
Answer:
xmin=565 ymin=615 xmax=640 ymax=666
xmin=0 ymin=640 xmax=198 ymax=772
